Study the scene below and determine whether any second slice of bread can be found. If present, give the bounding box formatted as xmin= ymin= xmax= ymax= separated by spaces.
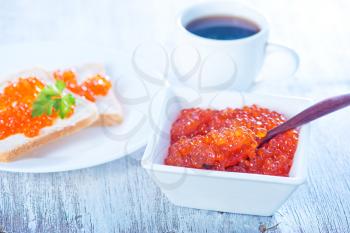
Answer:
xmin=53 ymin=64 xmax=123 ymax=126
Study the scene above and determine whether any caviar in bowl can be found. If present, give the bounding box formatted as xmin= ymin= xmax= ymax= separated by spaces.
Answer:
xmin=142 ymin=88 xmax=311 ymax=216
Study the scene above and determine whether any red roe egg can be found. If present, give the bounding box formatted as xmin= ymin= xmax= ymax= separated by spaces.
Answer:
xmin=165 ymin=105 xmax=299 ymax=177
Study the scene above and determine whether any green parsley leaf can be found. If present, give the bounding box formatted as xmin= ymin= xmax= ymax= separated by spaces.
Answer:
xmin=31 ymin=101 xmax=46 ymax=117
xmin=65 ymin=93 xmax=76 ymax=105
xmin=53 ymin=98 xmax=61 ymax=112
xmin=58 ymin=95 xmax=71 ymax=119
xmin=31 ymin=80 xmax=76 ymax=119
xmin=55 ymin=79 xmax=66 ymax=93
xmin=40 ymin=85 xmax=59 ymax=97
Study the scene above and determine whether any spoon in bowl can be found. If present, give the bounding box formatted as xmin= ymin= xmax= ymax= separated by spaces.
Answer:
xmin=258 ymin=93 xmax=350 ymax=148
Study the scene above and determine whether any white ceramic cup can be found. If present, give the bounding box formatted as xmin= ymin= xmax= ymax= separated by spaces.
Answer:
xmin=171 ymin=1 xmax=299 ymax=91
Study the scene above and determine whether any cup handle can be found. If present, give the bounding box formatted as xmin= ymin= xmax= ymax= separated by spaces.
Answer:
xmin=255 ymin=43 xmax=300 ymax=83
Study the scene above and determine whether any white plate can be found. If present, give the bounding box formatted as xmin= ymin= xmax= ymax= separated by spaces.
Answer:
xmin=0 ymin=42 xmax=155 ymax=173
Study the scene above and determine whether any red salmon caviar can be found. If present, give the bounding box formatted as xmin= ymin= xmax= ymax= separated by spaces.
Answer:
xmin=170 ymin=108 xmax=215 ymax=143
xmin=0 ymin=77 xmax=58 ymax=139
xmin=166 ymin=127 xmax=257 ymax=170
xmin=54 ymin=70 xmax=111 ymax=102
xmin=165 ymin=105 xmax=298 ymax=176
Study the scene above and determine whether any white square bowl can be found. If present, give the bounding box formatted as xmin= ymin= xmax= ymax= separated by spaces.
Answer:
xmin=142 ymin=87 xmax=311 ymax=216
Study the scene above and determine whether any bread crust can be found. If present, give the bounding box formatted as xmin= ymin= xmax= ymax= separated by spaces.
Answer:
xmin=0 ymin=111 xmax=98 ymax=162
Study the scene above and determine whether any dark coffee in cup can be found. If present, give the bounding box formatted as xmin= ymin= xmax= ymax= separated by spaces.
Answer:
xmin=185 ymin=15 xmax=260 ymax=40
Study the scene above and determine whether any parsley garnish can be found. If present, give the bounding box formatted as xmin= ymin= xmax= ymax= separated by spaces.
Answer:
xmin=32 ymin=80 xmax=76 ymax=119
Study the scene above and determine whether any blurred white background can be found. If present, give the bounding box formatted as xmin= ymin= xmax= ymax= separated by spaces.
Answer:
xmin=1 ymin=0 xmax=350 ymax=86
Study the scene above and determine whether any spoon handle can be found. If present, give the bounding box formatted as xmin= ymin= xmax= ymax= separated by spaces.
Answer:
xmin=259 ymin=93 xmax=350 ymax=147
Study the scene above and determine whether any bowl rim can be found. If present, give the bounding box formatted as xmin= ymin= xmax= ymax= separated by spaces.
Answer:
xmin=142 ymin=88 xmax=311 ymax=186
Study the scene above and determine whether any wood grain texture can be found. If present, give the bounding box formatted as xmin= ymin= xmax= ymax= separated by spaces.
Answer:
xmin=1 ymin=0 xmax=350 ymax=232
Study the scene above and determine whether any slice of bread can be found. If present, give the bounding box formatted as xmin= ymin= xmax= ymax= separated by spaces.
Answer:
xmin=0 ymin=69 xmax=98 ymax=162
xmin=54 ymin=64 xmax=123 ymax=126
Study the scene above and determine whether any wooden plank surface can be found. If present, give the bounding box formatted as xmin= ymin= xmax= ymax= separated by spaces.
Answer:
xmin=1 ymin=0 xmax=350 ymax=232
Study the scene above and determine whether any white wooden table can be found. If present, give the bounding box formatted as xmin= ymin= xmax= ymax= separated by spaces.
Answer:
xmin=1 ymin=0 xmax=350 ymax=232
